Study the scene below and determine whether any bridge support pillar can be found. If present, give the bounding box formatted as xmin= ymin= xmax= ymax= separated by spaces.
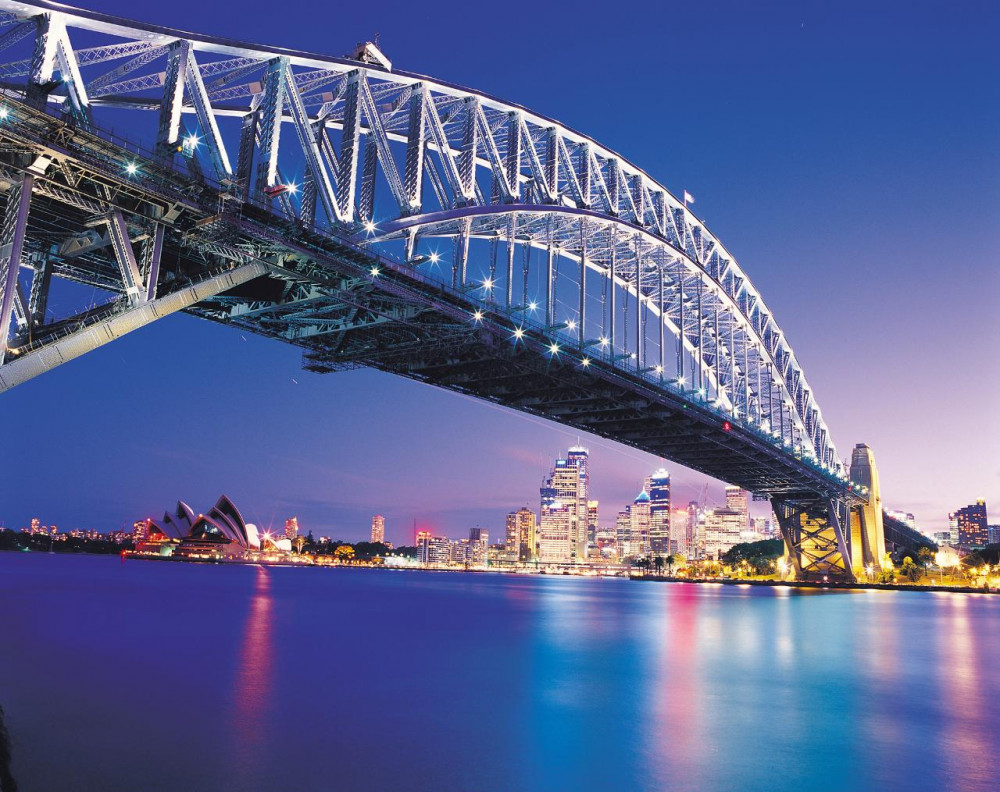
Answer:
xmin=848 ymin=443 xmax=886 ymax=578
xmin=772 ymin=497 xmax=855 ymax=583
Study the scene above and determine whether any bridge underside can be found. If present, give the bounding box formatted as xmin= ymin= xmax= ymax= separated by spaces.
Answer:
xmin=190 ymin=284 xmax=846 ymax=501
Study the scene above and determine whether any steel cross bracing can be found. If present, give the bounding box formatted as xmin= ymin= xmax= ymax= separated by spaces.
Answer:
xmin=0 ymin=2 xmax=870 ymax=526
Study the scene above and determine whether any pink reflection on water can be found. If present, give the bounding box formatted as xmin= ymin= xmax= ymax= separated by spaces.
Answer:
xmin=648 ymin=584 xmax=702 ymax=787
xmin=939 ymin=595 xmax=989 ymax=791
xmin=230 ymin=567 xmax=275 ymax=776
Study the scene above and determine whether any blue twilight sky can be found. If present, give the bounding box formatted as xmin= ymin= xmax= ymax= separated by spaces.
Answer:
xmin=1 ymin=0 xmax=997 ymax=541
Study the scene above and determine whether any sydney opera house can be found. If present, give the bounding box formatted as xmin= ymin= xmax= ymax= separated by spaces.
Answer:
xmin=136 ymin=495 xmax=283 ymax=560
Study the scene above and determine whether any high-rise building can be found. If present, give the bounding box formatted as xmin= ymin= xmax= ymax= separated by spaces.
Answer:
xmin=417 ymin=531 xmax=452 ymax=565
xmin=538 ymin=501 xmax=571 ymax=563
xmin=947 ymin=512 xmax=959 ymax=546
xmin=615 ymin=508 xmax=632 ymax=559
xmin=686 ymin=501 xmax=700 ymax=558
xmin=704 ymin=508 xmax=743 ymax=559
xmin=646 ymin=469 xmax=671 ymax=555
xmin=539 ymin=447 xmax=590 ymax=562
xmin=133 ymin=519 xmax=149 ymax=543
xmin=989 ymin=525 xmax=1000 ymax=546
xmin=284 ymin=516 xmax=299 ymax=541
xmin=506 ymin=508 xmax=537 ymax=562
xmin=370 ymin=514 xmax=385 ymax=544
xmin=587 ymin=500 xmax=600 ymax=551
xmin=955 ymin=500 xmax=988 ymax=548
xmin=630 ymin=489 xmax=652 ymax=557
xmin=725 ymin=486 xmax=749 ymax=534
xmin=469 ymin=527 xmax=489 ymax=566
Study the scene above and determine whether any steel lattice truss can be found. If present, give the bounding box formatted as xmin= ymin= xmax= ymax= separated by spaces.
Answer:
xmin=0 ymin=0 xmax=867 ymax=516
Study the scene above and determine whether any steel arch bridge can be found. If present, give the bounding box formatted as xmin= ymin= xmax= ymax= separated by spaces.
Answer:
xmin=0 ymin=1 xmax=928 ymax=578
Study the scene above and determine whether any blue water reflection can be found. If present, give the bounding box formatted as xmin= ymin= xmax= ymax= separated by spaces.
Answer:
xmin=0 ymin=554 xmax=997 ymax=791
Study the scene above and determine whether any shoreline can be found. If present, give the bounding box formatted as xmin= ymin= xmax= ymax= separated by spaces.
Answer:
xmin=14 ymin=549 xmax=991 ymax=596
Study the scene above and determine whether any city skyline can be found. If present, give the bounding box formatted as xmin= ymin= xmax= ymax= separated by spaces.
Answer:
xmin=0 ymin=0 xmax=996 ymax=539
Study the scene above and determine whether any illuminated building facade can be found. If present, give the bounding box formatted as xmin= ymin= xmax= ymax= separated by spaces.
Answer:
xmin=725 ymin=486 xmax=749 ymax=534
xmin=371 ymin=514 xmax=385 ymax=544
xmin=284 ymin=516 xmax=299 ymax=541
xmin=539 ymin=447 xmax=589 ymax=562
xmin=955 ymin=500 xmax=989 ymax=548
xmin=704 ymin=508 xmax=743 ymax=559
xmin=646 ymin=469 xmax=671 ymax=555
xmin=506 ymin=508 xmax=537 ymax=562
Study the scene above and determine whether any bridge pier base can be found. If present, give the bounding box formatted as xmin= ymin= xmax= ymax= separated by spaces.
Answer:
xmin=772 ymin=498 xmax=855 ymax=583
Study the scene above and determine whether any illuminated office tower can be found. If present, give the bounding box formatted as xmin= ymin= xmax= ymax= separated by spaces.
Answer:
xmin=646 ymin=469 xmax=671 ymax=555
xmin=725 ymin=486 xmax=749 ymax=534
xmin=630 ymin=490 xmax=651 ymax=557
xmin=955 ymin=500 xmax=988 ymax=548
xmin=538 ymin=501 xmax=571 ymax=563
xmin=541 ymin=447 xmax=589 ymax=562
xmin=284 ymin=516 xmax=299 ymax=541
xmin=468 ymin=527 xmax=489 ymax=566
xmin=615 ymin=508 xmax=632 ymax=559
xmin=704 ymin=508 xmax=742 ymax=559
xmin=506 ymin=507 xmax=537 ymax=562
xmin=371 ymin=514 xmax=385 ymax=544
xmin=687 ymin=502 xmax=700 ymax=558
xmin=947 ymin=513 xmax=959 ymax=546
xmin=587 ymin=500 xmax=600 ymax=549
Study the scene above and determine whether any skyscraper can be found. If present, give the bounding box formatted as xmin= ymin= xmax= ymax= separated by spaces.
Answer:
xmin=630 ymin=489 xmax=651 ymax=558
xmin=538 ymin=500 xmax=571 ymax=563
xmin=686 ymin=501 xmax=700 ymax=558
xmin=725 ymin=486 xmax=749 ymax=534
xmin=587 ymin=500 xmax=600 ymax=551
xmin=506 ymin=508 xmax=537 ymax=562
xmin=539 ymin=447 xmax=589 ymax=562
xmin=646 ymin=469 xmax=671 ymax=555
xmin=955 ymin=500 xmax=988 ymax=548
xmin=370 ymin=514 xmax=385 ymax=544
xmin=284 ymin=516 xmax=299 ymax=541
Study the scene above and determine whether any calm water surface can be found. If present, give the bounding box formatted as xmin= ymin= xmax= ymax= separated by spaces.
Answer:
xmin=0 ymin=553 xmax=997 ymax=791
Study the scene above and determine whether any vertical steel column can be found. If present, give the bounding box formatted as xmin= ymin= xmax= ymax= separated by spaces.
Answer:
xmin=677 ymin=266 xmax=684 ymax=386
xmin=545 ymin=243 xmax=555 ymax=327
xmin=255 ymin=58 xmax=287 ymax=195
xmin=337 ymin=71 xmax=362 ymax=220
xmin=658 ymin=266 xmax=665 ymax=377
xmin=696 ymin=275 xmax=704 ymax=392
xmin=743 ymin=335 xmax=750 ymax=419
xmin=729 ymin=310 xmax=746 ymax=416
xmin=714 ymin=302 xmax=721 ymax=401
xmin=143 ymin=223 xmax=164 ymax=302
xmin=609 ymin=230 xmax=616 ymax=361
xmin=27 ymin=254 xmax=51 ymax=330
xmin=578 ymin=221 xmax=586 ymax=347
xmin=156 ymin=40 xmax=190 ymax=163
xmin=403 ymin=87 xmax=426 ymax=213
xmin=234 ymin=111 xmax=257 ymax=201
xmin=505 ymin=213 xmax=516 ymax=309
xmin=0 ymin=175 xmax=33 ymax=364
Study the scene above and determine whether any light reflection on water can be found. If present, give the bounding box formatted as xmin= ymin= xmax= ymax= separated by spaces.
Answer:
xmin=0 ymin=554 xmax=998 ymax=792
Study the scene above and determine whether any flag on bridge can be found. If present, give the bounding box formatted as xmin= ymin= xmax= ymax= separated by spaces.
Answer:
xmin=683 ymin=190 xmax=695 ymax=206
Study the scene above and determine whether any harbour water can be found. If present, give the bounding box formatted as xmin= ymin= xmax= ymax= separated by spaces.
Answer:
xmin=0 ymin=552 xmax=997 ymax=791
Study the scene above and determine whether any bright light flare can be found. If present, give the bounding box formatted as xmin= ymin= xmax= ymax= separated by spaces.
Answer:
xmin=528 ymin=301 xmax=538 ymax=311
xmin=370 ymin=266 xmax=380 ymax=277
xmin=513 ymin=327 xmax=524 ymax=340
xmin=286 ymin=182 xmax=299 ymax=195
xmin=429 ymin=251 xmax=440 ymax=264
xmin=472 ymin=310 xmax=483 ymax=322
xmin=125 ymin=162 xmax=138 ymax=176
xmin=549 ymin=342 xmax=560 ymax=355
xmin=482 ymin=278 xmax=494 ymax=290
xmin=599 ymin=336 xmax=610 ymax=347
